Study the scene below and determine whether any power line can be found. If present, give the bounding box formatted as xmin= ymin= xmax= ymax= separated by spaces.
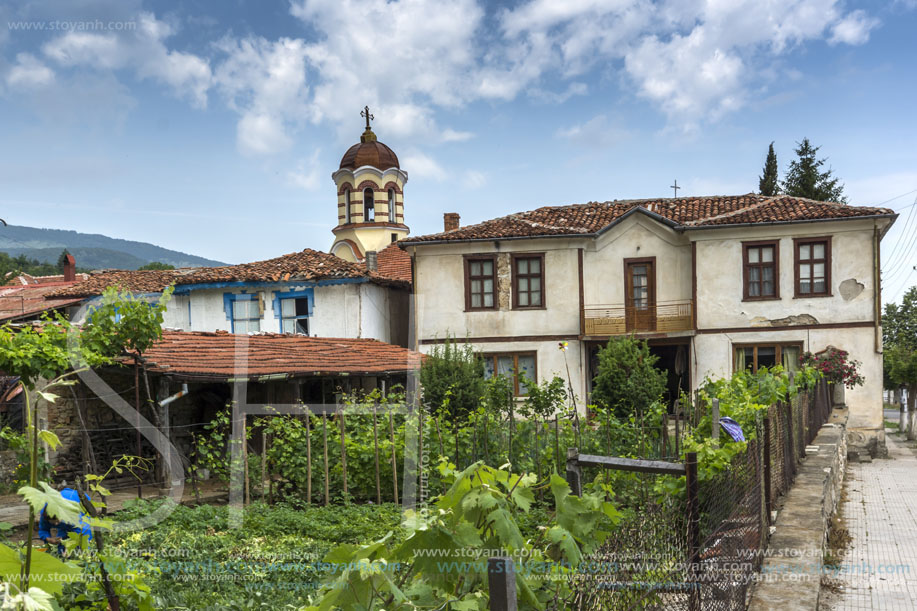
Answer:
xmin=881 ymin=194 xmax=917 ymax=275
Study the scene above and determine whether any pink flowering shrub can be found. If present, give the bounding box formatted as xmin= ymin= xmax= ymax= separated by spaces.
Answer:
xmin=800 ymin=348 xmax=864 ymax=389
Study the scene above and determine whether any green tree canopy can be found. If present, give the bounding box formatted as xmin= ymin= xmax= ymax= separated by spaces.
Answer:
xmin=419 ymin=337 xmax=485 ymax=419
xmin=137 ymin=261 xmax=175 ymax=270
xmin=591 ymin=337 xmax=666 ymax=419
xmin=758 ymin=142 xmax=779 ymax=196
xmin=782 ymin=138 xmax=847 ymax=203
xmin=884 ymin=286 xmax=917 ymax=410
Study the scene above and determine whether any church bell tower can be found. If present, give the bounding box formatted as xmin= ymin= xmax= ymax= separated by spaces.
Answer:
xmin=330 ymin=107 xmax=409 ymax=262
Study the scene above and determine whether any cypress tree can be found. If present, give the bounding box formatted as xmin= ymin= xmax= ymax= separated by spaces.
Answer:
xmin=758 ymin=142 xmax=779 ymax=196
xmin=782 ymin=138 xmax=847 ymax=203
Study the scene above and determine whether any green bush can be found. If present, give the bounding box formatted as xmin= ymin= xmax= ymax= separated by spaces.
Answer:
xmin=591 ymin=337 xmax=667 ymax=419
xmin=419 ymin=337 xmax=485 ymax=420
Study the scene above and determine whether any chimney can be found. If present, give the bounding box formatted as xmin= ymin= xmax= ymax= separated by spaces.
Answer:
xmin=63 ymin=254 xmax=76 ymax=282
xmin=365 ymin=250 xmax=378 ymax=272
xmin=444 ymin=212 xmax=460 ymax=232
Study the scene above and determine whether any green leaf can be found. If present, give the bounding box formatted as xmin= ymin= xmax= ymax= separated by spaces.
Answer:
xmin=35 ymin=391 xmax=59 ymax=404
xmin=17 ymin=483 xmax=81 ymax=524
xmin=0 ymin=542 xmax=80 ymax=596
xmin=37 ymin=430 xmax=61 ymax=451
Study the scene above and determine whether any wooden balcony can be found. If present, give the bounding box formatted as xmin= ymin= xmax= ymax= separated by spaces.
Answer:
xmin=583 ymin=300 xmax=694 ymax=336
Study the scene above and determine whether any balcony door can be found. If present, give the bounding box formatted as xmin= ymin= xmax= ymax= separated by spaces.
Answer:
xmin=624 ymin=257 xmax=656 ymax=332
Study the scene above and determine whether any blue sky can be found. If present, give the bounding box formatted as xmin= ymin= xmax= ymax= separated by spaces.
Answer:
xmin=1 ymin=0 xmax=916 ymax=302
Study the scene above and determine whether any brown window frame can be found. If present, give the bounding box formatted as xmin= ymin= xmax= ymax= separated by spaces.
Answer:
xmin=742 ymin=240 xmax=780 ymax=301
xmin=733 ymin=342 xmax=803 ymax=373
xmin=511 ymin=253 xmax=546 ymax=310
xmin=482 ymin=352 xmax=537 ymax=396
xmin=464 ymin=254 xmax=498 ymax=311
xmin=793 ymin=237 xmax=832 ymax=298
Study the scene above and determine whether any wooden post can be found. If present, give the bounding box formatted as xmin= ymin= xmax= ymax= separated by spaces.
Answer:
xmin=75 ymin=483 xmax=121 ymax=611
xmin=488 ymin=557 xmax=518 ymax=611
xmin=711 ymin=398 xmax=720 ymax=445
xmin=483 ymin=411 xmax=490 ymax=465
xmin=662 ymin=413 xmax=669 ymax=458
xmin=388 ymin=407 xmax=399 ymax=504
xmin=134 ymin=360 xmax=142 ymax=499
xmin=685 ymin=451 xmax=700 ymax=611
xmin=535 ymin=419 xmax=542 ymax=490
xmin=322 ymin=413 xmax=330 ymax=506
xmin=763 ymin=416 xmax=772 ymax=524
xmin=554 ymin=417 xmax=560 ymax=472
xmin=373 ymin=403 xmax=381 ymax=505
xmin=339 ymin=409 xmax=348 ymax=496
xmin=243 ymin=418 xmax=250 ymax=506
xmin=433 ymin=414 xmax=445 ymax=458
xmin=565 ymin=447 xmax=582 ymax=497
xmin=261 ymin=429 xmax=268 ymax=502
xmin=508 ymin=395 xmax=514 ymax=467
xmin=305 ymin=407 xmax=311 ymax=505
xmin=674 ymin=403 xmax=681 ymax=457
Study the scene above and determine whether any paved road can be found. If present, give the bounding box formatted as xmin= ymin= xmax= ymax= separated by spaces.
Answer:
xmin=826 ymin=432 xmax=917 ymax=609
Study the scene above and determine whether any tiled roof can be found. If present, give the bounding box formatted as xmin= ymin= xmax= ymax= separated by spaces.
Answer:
xmin=138 ymin=330 xmax=423 ymax=380
xmin=401 ymin=194 xmax=895 ymax=244
xmin=376 ymin=243 xmax=412 ymax=283
xmin=4 ymin=272 xmax=90 ymax=286
xmin=0 ymin=284 xmax=85 ymax=322
xmin=47 ymin=249 xmax=409 ymax=298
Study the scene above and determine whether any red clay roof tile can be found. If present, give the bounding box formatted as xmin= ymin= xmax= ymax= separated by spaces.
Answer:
xmin=47 ymin=248 xmax=409 ymax=298
xmin=137 ymin=330 xmax=423 ymax=380
xmin=401 ymin=194 xmax=895 ymax=244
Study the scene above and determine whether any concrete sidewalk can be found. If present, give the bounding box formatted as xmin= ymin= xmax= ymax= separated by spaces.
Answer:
xmin=824 ymin=432 xmax=917 ymax=609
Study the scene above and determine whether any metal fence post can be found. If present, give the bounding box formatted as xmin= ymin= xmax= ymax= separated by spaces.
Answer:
xmin=685 ymin=451 xmax=700 ymax=611
xmin=566 ymin=447 xmax=583 ymax=496
xmin=488 ymin=556 xmax=517 ymax=611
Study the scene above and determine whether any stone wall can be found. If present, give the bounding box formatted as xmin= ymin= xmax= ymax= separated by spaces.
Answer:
xmin=748 ymin=407 xmax=848 ymax=611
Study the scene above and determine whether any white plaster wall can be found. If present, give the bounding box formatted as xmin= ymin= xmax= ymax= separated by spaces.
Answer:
xmin=693 ymin=221 xmax=877 ymax=329
xmin=419 ymin=339 xmax=587 ymax=409
xmin=412 ymin=238 xmax=582 ymax=340
xmin=586 ymin=216 xmax=692 ymax=305
xmin=360 ymin=283 xmax=392 ymax=343
xmin=161 ymin=282 xmax=393 ymax=340
xmin=162 ymin=294 xmax=190 ymax=330
xmin=691 ymin=326 xmax=882 ymax=435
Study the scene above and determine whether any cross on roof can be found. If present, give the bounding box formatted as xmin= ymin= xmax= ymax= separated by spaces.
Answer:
xmin=361 ymin=105 xmax=374 ymax=130
xmin=670 ymin=179 xmax=680 ymax=198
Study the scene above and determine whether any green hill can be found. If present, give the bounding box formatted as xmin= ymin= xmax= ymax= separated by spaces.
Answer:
xmin=0 ymin=225 xmax=225 ymax=270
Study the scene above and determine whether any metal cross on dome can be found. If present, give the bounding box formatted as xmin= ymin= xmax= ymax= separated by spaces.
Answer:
xmin=670 ymin=179 xmax=681 ymax=198
xmin=361 ymin=106 xmax=374 ymax=130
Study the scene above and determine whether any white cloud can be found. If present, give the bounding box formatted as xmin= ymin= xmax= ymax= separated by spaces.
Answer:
xmin=286 ymin=150 xmax=323 ymax=190
xmin=463 ymin=170 xmax=487 ymax=189
xmin=829 ymin=10 xmax=880 ymax=45
xmin=291 ymin=0 xmax=483 ymax=138
xmin=555 ymin=114 xmax=634 ymax=148
xmin=7 ymin=1 xmax=886 ymax=149
xmin=402 ymin=151 xmax=446 ymax=180
xmin=41 ymin=12 xmax=211 ymax=107
xmin=441 ymin=128 xmax=475 ymax=143
xmin=6 ymin=53 xmax=55 ymax=89
xmin=213 ymin=36 xmax=310 ymax=156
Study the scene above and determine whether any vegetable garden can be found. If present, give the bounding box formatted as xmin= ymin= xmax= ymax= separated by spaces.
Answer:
xmin=0 ymin=292 xmax=845 ymax=610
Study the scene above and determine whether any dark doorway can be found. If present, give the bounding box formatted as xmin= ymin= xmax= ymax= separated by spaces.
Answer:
xmin=647 ymin=342 xmax=690 ymax=412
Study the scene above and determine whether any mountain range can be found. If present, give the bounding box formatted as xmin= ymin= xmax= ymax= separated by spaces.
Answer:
xmin=0 ymin=225 xmax=226 ymax=270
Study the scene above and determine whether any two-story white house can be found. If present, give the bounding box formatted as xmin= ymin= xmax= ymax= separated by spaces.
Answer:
xmin=401 ymin=194 xmax=896 ymax=456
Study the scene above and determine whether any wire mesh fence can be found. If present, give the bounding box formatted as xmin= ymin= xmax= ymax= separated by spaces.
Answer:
xmin=549 ymin=378 xmax=833 ymax=611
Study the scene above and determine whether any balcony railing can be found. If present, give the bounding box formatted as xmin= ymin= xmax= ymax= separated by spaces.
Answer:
xmin=583 ymin=300 xmax=693 ymax=335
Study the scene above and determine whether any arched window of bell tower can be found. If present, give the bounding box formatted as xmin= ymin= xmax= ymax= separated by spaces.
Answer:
xmin=364 ymin=187 xmax=375 ymax=222
xmin=388 ymin=189 xmax=396 ymax=222
xmin=344 ymin=189 xmax=351 ymax=224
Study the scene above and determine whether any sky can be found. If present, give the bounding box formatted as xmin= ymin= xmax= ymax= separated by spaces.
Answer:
xmin=0 ymin=0 xmax=915 ymax=303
